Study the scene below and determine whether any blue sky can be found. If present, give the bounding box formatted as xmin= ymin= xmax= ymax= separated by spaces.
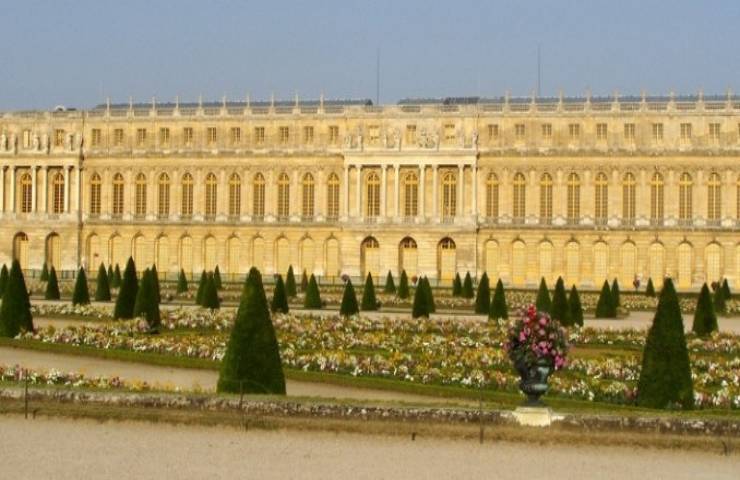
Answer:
xmin=1 ymin=0 xmax=738 ymax=109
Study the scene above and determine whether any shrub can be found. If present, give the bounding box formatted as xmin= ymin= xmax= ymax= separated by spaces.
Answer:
xmin=176 ymin=269 xmax=188 ymax=294
xmin=0 ymin=260 xmax=33 ymax=336
xmin=217 ymin=267 xmax=285 ymax=395
xmin=304 ymin=274 xmax=322 ymax=309
xmin=412 ymin=276 xmax=430 ymax=319
xmin=595 ymin=280 xmax=617 ymax=318
xmin=637 ymin=279 xmax=694 ymax=409
xmin=721 ymin=278 xmax=732 ymax=300
xmin=300 ymin=270 xmax=308 ymax=292
xmin=107 ymin=264 xmax=114 ymax=284
xmin=611 ymin=278 xmax=621 ymax=309
xmin=461 ymin=272 xmax=475 ymax=299
xmin=489 ymin=278 xmax=508 ymax=320
xmin=113 ymin=264 xmax=122 ymax=288
xmin=535 ymin=278 xmax=551 ymax=313
xmin=95 ymin=263 xmax=111 ymax=301
xmin=150 ymin=264 xmax=161 ymax=304
xmin=270 ymin=274 xmax=289 ymax=314
xmin=452 ymin=273 xmax=462 ymax=297
xmin=550 ymin=277 xmax=571 ymax=326
xmin=568 ymin=285 xmax=584 ymax=327
xmin=422 ymin=276 xmax=436 ymax=313
xmin=339 ymin=279 xmax=359 ymax=317
xmin=361 ymin=273 xmax=379 ymax=311
xmin=384 ymin=271 xmax=396 ymax=294
xmin=132 ymin=269 xmax=161 ymax=331
xmin=201 ymin=273 xmax=221 ymax=310
xmin=474 ymin=272 xmax=490 ymax=314
xmin=0 ymin=264 xmax=8 ymax=297
xmin=213 ymin=265 xmax=223 ymax=290
xmin=397 ymin=270 xmax=410 ymax=299
xmin=72 ymin=267 xmax=90 ymax=306
xmin=44 ymin=266 xmax=61 ymax=300
xmin=285 ymin=265 xmax=297 ymax=298
xmin=645 ymin=278 xmax=656 ymax=297
xmin=713 ymin=284 xmax=727 ymax=315
xmin=195 ymin=270 xmax=207 ymax=306
xmin=40 ymin=263 xmax=49 ymax=282
xmin=113 ymin=257 xmax=139 ymax=319
xmin=692 ymin=283 xmax=717 ymax=337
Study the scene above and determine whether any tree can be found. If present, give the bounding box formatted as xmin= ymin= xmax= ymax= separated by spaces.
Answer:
xmin=217 ymin=267 xmax=285 ymax=394
xmin=645 ymin=278 xmax=656 ymax=297
xmin=339 ymin=278 xmax=359 ymax=317
xmin=568 ymin=285 xmax=584 ymax=327
xmin=461 ymin=272 xmax=475 ymax=299
xmin=201 ymin=273 xmax=221 ymax=310
xmin=303 ymin=274 xmax=322 ymax=309
xmin=40 ymin=263 xmax=49 ymax=282
xmin=535 ymin=278 xmax=551 ymax=313
xmin=361 ymin=272 xmax=379 ymax=311
xmin=721 ymin=278 xmax=732 ymax=300
xmin=150 ymin=264 xmax=161 ymax=304
xmin=107 ymin=264 xmax=114 ymax=283
xmin=270 ymin=274 xmax=289 ymax=314
xmin=595 ymin=280 xmax=617 ymax=318
xmin=452 ymin=273 xmax=462 ymax=297
xmin=0 ymin=264 xmax=8 ymax=297
xmin=611 ymin=278 xmax=621 ymax=310
xmin=489 ymin=278 xmax=508 ymax=320
xmin=550 ymin=277 xmax=571 ymax=326
xmin=384 ymin=271 xmax=396 ymax=294
xmin=133 ymin=269 xmax=161 ymax=331
xmin=0 ymin=260 xmax=33 ymax=336
xmin=44 ymin=266 xmax=61 ymax=300
xmin=72 ymin=267 xmax=91 ymax=306
xmin=422 ymin=276 xmax=436 ymax=313
xmin=285 ymin=265 xmax=297 ymax=298
xmin=397 ymin=270 xmax=410 ymax=299
xmin=713 ymin=284 xmax=727 ymax=315
xmin=412 ymin=276 xmax=430 ymax=319
xmin=637 ymin=278 xmax=694 ymax=409
xmin=213 ymin=265 xmax=223 ymax=290
xmin=176 ymin=269 xmax=189 ymax=294
xmin=113 ymin=264 xmax=122 ymax=288
xmin=474 ymin=272 xmax=491 ymax=314
xmin=300 ymin=269 xmax=308 ymax=292
xmin=95 ymin=263 xmax=111 ymax=301
xmin=113 ymin=257 xmax=139 ymax=319
xmin=195 ymin=270 xmax=207 ymax=306
xmin=692 ymin=283 xmax=717 ymax=337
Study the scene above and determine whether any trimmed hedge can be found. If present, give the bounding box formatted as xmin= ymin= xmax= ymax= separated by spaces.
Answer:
xmin=474 ymin=272 xmax=490 ymax=314
xmin=384 ymin=271 xmax=396 ymax=294
xmin=535 ymin=277 xmax=551 ymax=313
xmin=270 ymin=274 xmax=289 ymax=314
xmin=595 ymin=280 xmax=617 ymax=318
xmin=360 ymin=273 xmax=379 ymax=311
xmin=568 ymin=285 xmax=584 ymax=327
xmin=95 ymin=263 xmax=111 ymax=301
xmin=692 ymin=283 xmax=717 ymax=337
xmin=44 ymin=266 xmax=61 ymax=300
xmin=461 ymin=272 xmax=474 ymax=299
xmin=489 ymin=278 xmax=508 ymax=320
xmin=113 ymin=258 xmax=139 ymax=320
xmin=0 ymin=260 xmax=33 ymax=337
xmin=72 ymin=267 xmax=91 ymax=306
xmin=339 ymin=279 xmax=359 ymax=317
xmin=304 ymin=274 xmax=322 ymax=309
xmin=550 ymin=277 xmax=571 ymax=326
xmin=397 ymin=270 xmax=410 ymax=299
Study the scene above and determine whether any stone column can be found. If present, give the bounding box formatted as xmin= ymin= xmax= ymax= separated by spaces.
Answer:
xmin=9 ymin=167 xmax=15 ymax=213
xmin=64 ymin=166 xmax=71 ymax=213
xmin=75 ymin=167 xmax=82 ymax=215
xmin=342 ymin=165 xmax=349 ymax=217
xmin=432 ymin=165 xmax=438 ymax=218
xmin=31 ymin=166 xmax=37 ymax=212
xmin=419 ymin=165 xmax=425 ymax=217
xmin=393 ymin=164 xmax=400 ymax=218
xmin=472 ymin=165 xmax=478 ymax=219
xmin=355 ymin=165 xmax=362 ymax=218
xmin=458 ymin=164 xmax=464 ymax=217
xmin=380 ymin=165 xmax=387 ymax=218
xmin=41 ymin=167 xmax=48 ymax=213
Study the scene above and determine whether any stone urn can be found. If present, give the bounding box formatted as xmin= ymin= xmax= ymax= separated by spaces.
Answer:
xmin=514 ymin=357 xmax=553 ymax=406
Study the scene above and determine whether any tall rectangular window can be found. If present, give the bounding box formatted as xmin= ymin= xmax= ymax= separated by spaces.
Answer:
xmin=680 ymin=123 xmax=692 ymax=141
xmin=54 ymin=129 xmax=65 ymax=147
xmin=303 ymin=126 xmax=314 ymax=144
xmin=254 ymin=127 xmax=265 ymax=145
xmin=159 ymin=127 xmax=170 ymax=147
xmin=444 ymin=124 xmax=456 ymax=142
xmin=596 ymin=123 xmax=608 ymax=140
xmin=568 ymin=123 xmax=580 ymax=140
xmin=623 ymin=123 xmax=635 ymax=141
xmin=709 ymin=123 xmax=721 ymax=141
xmin=278 ymin=126 xmax=290 ymax=144
xmin=487 ymin=124 xmax=499 ymax=141
xmin=91 ymin=129 xmax=101 ymax=147
xmin=113 ymin=129 xmax=124 ymax=147
xmin=230 ymin=127 xmax=241 ymax=145
xmin=328 ymin=125 xmax=339 ymax=144
xmin=206 ymin=127 xmax=217 ymax=145
xmin=183 ymin=127 xmax=194 ymax=147
xmin=652 ymin=123 xmax=663 ymax=142
xmin=406 ymin=124 xmax=417 ymax=144
xmin=514 ymin=124 xmax=525 ymax=139
xmin=136 ymin=128 xmax=147 ymax=147
xmin=541 ymin=123 xmax=552 ymax=139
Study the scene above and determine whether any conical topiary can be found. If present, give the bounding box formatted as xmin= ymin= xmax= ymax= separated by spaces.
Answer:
xmin=113 ymin=264 xmax=122 ymax=288
xmin=133 ymin=268 xmax=151 ymax=318
xmin=452 ymin=273 xmax=462 ymax=297
xmin=713 ymin=284 xmax=727 ymax=315
xmin=535 ymin=277 xmax=551 ymax=313
xmin=270 ymin=274 xmax=289 ymax=314
xmin=595 ymin=280 xmax=617 ymax=318
xmin=384 ymin=271 xmax=396 ymax=294
xmin=423 ymin=276 xmax=436 ymax=313
xmin=637 ymin=278 xmax=694 ymax=409
xmin=44 ymin=266 xmax=61 ymax=300
xmin=611 ymin=278 xmax=621 ymax=310
xmin=692 ymin=283 xmax=717 ymax=337
xmin=107 ymin=264 xmax=114 ymax=283
xmin=0 ymin=260 xmax=33 ymax=336
xmin=176 ymin=269 xmax=189 ymax=294
xmin=645 ymin=278 xmax=656 ymax=297
xmin=462 ymin=272 xmax=475 ymax=299
xmin=113 ymin=257 xmax=139 ymax=319
xmin=568 ymin=285 xmax=584 ymax=327
xmin=201 ymin=273 xmax=221 ymax=310
xmin=721 ymin=278 xmax=732 ymax=300
xmin=72 ymin=267 xmax=90 ymax=306
xmin=339 ymin=278 xmax=359 ymax=317
xmin=303 ymin=274 xmax=322 ymax=309
xmin=0 ymin=264 xmax=8 ymax=297
xmin=412 ymin=276 xmax=430 ymax=319
xmin=550 ymin=277 xmax=571 ymax=326
xmin=40 ymin=263 xmax=49 ymax=282
xmin=150 ymin=264 xmax=161 ymax=304
xmin=361 ymin=272 xmax=379 ymax=311
xmin=214 ymin=265 xmax=223 ymax=290
xmin=474 ymin=272 xmax=491 ymax=314
xmin=398 ymin=270 xmax=410 ymax=299
xmin=195 ymin=270 xmax=207 ymax=306
xmin=285 ymin=265 xmax=297 ymax=298
xmin=300 ymin=269 xmax=308 ymax=292
xmin=217 ymin=267 xmax=285 ymax=394
xmin=133 ymin=269 xmax=161 ymax=331
xmin=489 ymin=278 xmax=508 ymax=320
xmin=95 ymin=263 xmax=111 ymax=301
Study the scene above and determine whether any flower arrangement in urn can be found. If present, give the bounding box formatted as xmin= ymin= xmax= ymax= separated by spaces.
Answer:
xmin=506 ymin=305 xmax=569 ymax=406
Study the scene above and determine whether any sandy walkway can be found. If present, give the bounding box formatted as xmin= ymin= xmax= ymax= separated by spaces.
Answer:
xmin=0 ymin=416 xmax=735 ymax=480
xmin=585 ymin=311 xmax=740 ymax=333
xmin=0 ymin=347 xmax=467 ymax=405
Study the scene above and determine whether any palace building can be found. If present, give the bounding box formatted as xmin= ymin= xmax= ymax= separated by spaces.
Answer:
xmin=0 ymin=93 xmax=738 ymax=290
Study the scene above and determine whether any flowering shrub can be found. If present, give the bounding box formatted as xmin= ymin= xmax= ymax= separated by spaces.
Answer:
xmin=0 ymin=364 xmax=173 ymax=392
xmin=31 ymin=304 xmax=113 ymax=319
xmin=506 ymin=306 xmax=568 ymax=370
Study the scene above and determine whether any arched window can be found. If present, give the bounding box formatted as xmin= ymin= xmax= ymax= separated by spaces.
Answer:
xmin=228 ymin=173 xmax=241 ymax=217
xmin=112 ymin=173 xmax=124 ymax=217
xmin=181 ymin=173 xmax=193 ymax=216
xmin=622 ymin=172 xmax=636 ymax=224
xmin=399 ymin=237 xmax=418 ymax=276
xmin=539 ymin=173 xmax=553 ymax=224
xmin=437 ymin=237 xmax=456 ymax=281
xmin=89 ymin=173 xmax=101 ymax=215
xmin=253 ymin=173 xmax=265 ymax=217
xmin=366 ymin=171 xmax=380 ymax=217
xmin=566 ymin=172 xmax=580 ymax=225
xmin=52 ymin=172 xmax=65 ymax=214
xmin=403 ymin=171 xmax=418 ymax=217
xmin=158 ymin=173 xmax=170 ymax=217
xmin=707 ymin=172 xmax=721 ymax=222
xmin=485 ymin=173 xmax=499 ymax=219
xmin=20 ymin=173 xmax=33 ymax=213
xmin=277 ymin=172 xmax=290 ymax=218
xmin=650 ymin=172 xmax=664 ymax=224
xmin=512 ymin=172 xmax=526 ymax=221
xmin=204 ymin=173 xmax=217 ymax=218
xmin=326 ymin=173 xmax=340 ymax=219
xmin=442 ymin=171 xmax=457 ymax=218
xmin=594 ymin=172 xmax=608 ymax=224
xmin=134 ymin=173 xmax=147 ymax=216
xmin=301 ymin=173 xmax=314 ymax=218
xmin=679 ymin=172 xmax=693 ymax=223
xmin=361 ymin=236 xmax=380 ymax=278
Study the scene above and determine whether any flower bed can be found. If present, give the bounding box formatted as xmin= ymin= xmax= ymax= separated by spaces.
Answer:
xmin=0 ymin=364 xmax=171 ymax=392
xmin=31 ymin=304 xmax=113 ymax=319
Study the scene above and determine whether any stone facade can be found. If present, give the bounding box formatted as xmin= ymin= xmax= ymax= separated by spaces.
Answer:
xmin=1 ymin=93 xmax=739 ymax=289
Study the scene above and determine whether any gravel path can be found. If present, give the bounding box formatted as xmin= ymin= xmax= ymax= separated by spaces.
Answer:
xmin=1 ymin=416 xmax=736 ymax=480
